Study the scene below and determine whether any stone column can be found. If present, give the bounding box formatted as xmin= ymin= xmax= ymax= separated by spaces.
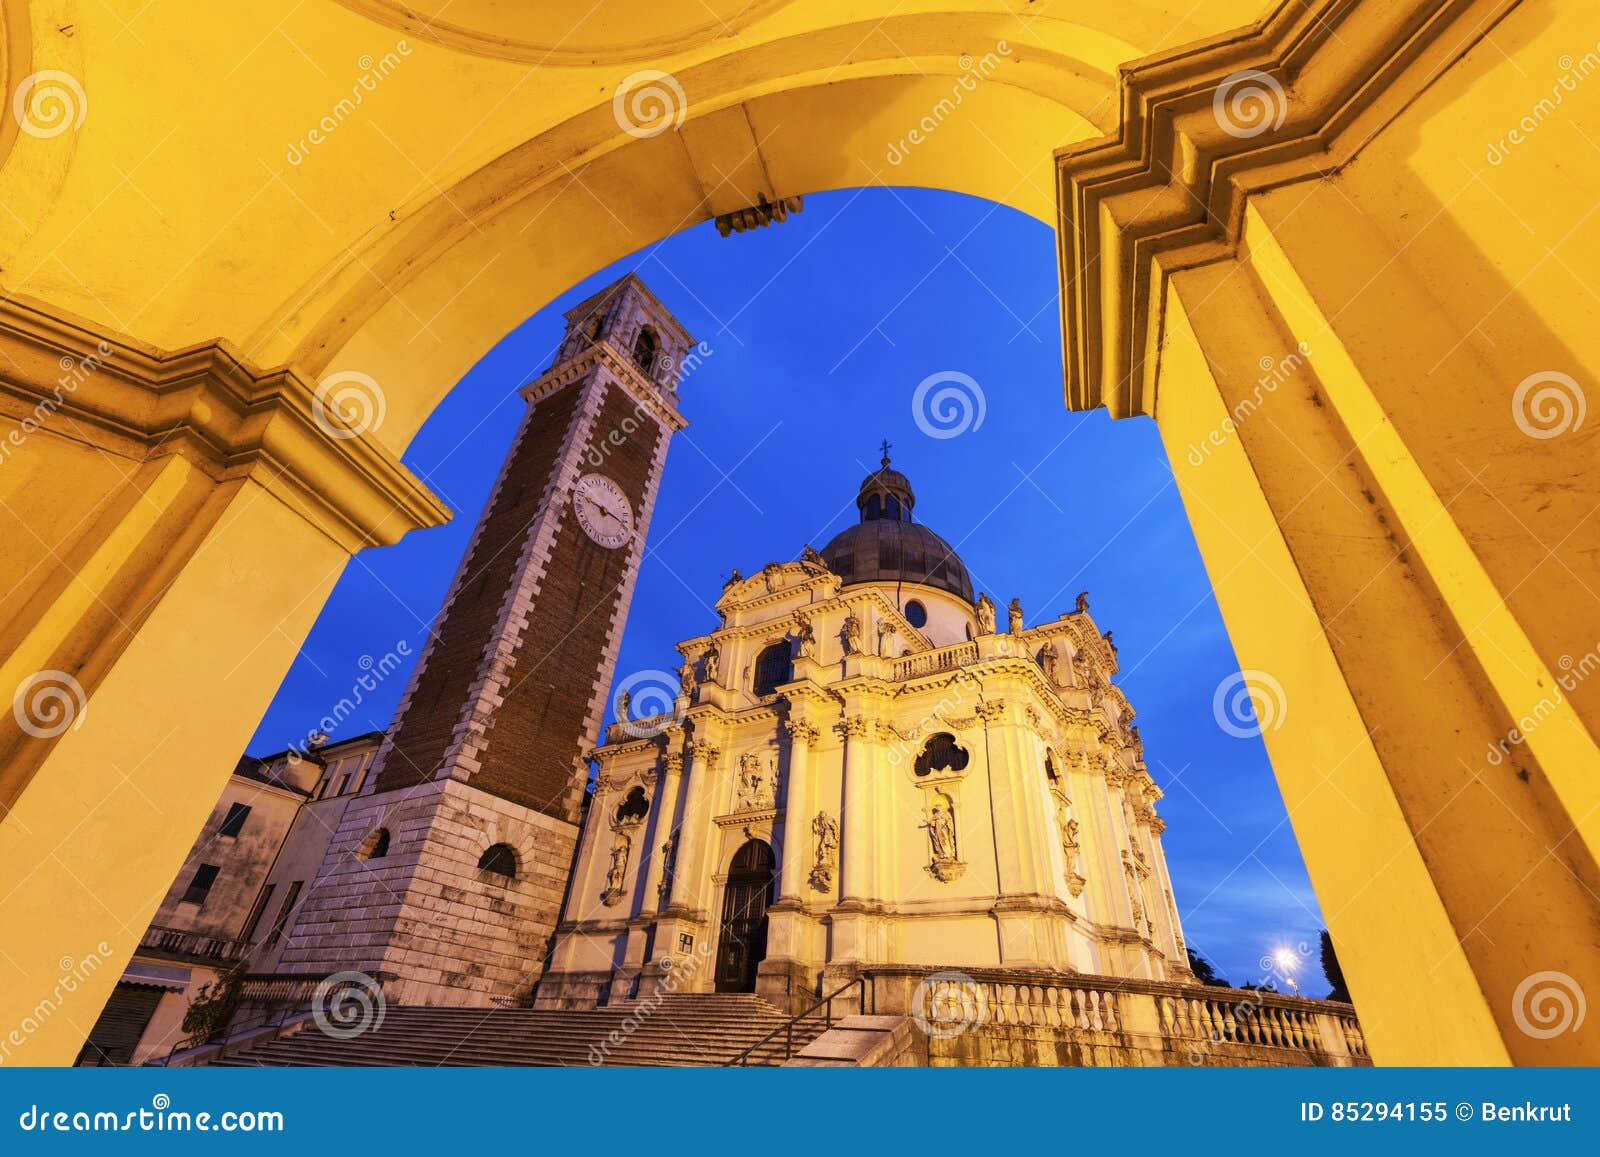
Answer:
xmin=638 ymin=748 xmax=685 ymax=915
xmin=776 ymin=718 xmax=820 ymax=903
xmin=664 ymin=737 xmax=721 ymax=918
xmin=837 ymin=715 xmax=873 ymax=907
xmin=1056 ymin=0 xmax=1600 ymax=1063
xmin=0 ymin=314 xmax=448 ymax=1065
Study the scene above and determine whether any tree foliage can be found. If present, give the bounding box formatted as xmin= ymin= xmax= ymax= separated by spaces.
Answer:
xmin=1187 ymin=947 xmax=1230 ymax=988
xmin=1320 ymin=928 xmax=1351 ymax=1003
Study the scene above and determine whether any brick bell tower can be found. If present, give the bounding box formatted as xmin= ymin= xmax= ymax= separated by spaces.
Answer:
xmin=281 ymin=275 xmax=691 ymax=1005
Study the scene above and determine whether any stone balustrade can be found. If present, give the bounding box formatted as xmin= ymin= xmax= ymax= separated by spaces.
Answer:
xmin=889 ymin=641 xmax=980 ymax=680
xmin=856 ymin=965 xmax=1370 ymax=1067
xmin=139 ymin=924 xmax=252 ymax=966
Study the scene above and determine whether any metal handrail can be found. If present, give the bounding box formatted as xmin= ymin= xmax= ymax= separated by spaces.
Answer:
xmin=727 ymin=976 xmax=868 ymax=1066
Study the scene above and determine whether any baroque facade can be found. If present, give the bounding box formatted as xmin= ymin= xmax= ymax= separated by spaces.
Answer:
xmin=539 ymin=454 xmax=1189 ymax=1009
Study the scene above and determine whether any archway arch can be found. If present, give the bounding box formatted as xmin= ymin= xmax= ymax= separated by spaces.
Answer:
xmin=0 ymin=0 xmax=1594 ymax=1069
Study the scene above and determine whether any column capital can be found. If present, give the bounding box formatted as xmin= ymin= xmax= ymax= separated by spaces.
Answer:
xmin=1057 ymin=0 xmax=1486 ymax=418
xmin=688 ymin=739 xmax=723 ymax=769
xmin=0 ymin=293 xmax=449 ymax=552
xmin=782 ymin=718 xmax=822 ymax=745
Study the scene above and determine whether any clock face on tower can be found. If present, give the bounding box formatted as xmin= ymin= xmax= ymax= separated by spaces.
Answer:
xmin=572 ymin=472 xmax=635 ymax=549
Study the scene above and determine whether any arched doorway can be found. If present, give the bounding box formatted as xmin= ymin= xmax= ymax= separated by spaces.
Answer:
xmin=714 ymin=840 xmax=775 ymax=993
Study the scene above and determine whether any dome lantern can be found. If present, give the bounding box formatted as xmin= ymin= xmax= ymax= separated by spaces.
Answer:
xmin=819 ymin=446 xmax=974 ymax=601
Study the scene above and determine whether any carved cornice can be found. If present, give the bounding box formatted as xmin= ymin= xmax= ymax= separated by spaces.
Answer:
xmin=1057 ymin=0 xmax=1502 ymax=417
xmin=0 ymin=293 xmax=450 ymax=552
xmin=521 ymin=337 xmax=687 ymax=432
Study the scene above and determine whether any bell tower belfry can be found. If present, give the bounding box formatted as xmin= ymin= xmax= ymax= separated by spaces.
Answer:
xmin=281 ymin=275 xmax=692 ymax=1005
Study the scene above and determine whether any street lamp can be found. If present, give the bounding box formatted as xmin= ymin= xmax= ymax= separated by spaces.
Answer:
xmin=1273 ymin=947 xmax=1301 ymax=995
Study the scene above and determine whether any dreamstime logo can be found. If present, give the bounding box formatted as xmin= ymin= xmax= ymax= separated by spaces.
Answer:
xmin=912 ymin=371 xmax=986 ymax=440
xmin=885 ymin=41 xmax=1013 ymax=165
xmin=1511 ymin=971 xmax=1586 ymax=1040
xmin=615 ymin=668 xmax=685 ymax=738
xmin=1486 ymin=643 xmax=1600 ymax=767
xmin=612 ymin=70 xmax=687 ymax=139
xmin=312 ymin=972 xmax=385 ymax=1040
xmin=1185 ymin=341 xmax=1311 ymax=466
xmin=11 ymin=70 xmax=88 ymax=138
xmin=312 ymin=370 xmax=386 ymax=441
xmin=286 ymin=41 xmax=412 ymax=165
xmin=0 ymin=941 xmax=112 ymax=1065
xmin=1486 ymin=44 xmax=1600 ymax=166
xmin=588 ymin=939 xmax=714 ymax=1065
xmin=1511 ymin=370 xmax=1585 ymax=439
xmin=911 ymin=970 xmax=988 ymax=1039
xmin=285 ymin=641 xmax=412 ymax=765
xmin=12 ymin=670 xmax=88 ymax=739
xmin=1212 ymin=69 xmax=1287 ymax=139
xmin=1212 ymin=669 xmax=1287 ymax=739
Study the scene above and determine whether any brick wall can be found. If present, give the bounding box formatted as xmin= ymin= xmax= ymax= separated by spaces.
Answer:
xmin=471 ymin=384 xmax=664 ymax=813
xmin=373 ymin=387 xmax=582 ymax=797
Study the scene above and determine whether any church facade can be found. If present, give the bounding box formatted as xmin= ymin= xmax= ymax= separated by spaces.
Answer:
xmin=538 ymin=453 xmax=1190 ymax=1010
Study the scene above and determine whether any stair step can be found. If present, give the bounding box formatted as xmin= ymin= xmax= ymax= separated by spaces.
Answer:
xmin=203 ymin=995 xmax=827 ymax=1068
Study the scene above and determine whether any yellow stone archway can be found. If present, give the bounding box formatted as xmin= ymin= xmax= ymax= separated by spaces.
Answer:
xmin=0 ymin=0 xmax=1596 ymax=1066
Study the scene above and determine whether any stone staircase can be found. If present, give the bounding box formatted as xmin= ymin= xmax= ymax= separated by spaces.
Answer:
xmin=206 ymin=993 xmax=824 ymax=1067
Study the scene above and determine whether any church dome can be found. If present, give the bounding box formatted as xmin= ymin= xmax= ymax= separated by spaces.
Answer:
xmin=819 ymin=450 xmax=975 ymax=602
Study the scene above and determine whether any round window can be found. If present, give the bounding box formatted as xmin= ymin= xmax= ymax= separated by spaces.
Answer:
xmin=904 ymin=600 xmax=928 ymax=628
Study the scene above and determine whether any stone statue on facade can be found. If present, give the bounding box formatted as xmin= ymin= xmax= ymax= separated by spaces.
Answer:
xmin=810 ymin=811 xmax=839 ymax=892
xmin=927 ymin=796 xmax=963 ymax=881
xmin=616 ymin=689 xmax=632 ymax=721
xmin=1008 ymin=597 xmax=1024 ymax=635
xmin=975 ymin=593 xmax=996 ymax=635
xmin=1076 ymin=590 xmax=1090 ymax=614
xmin=602 ymin=834 xmax=631 ymax=905
xmin=703 ymin=646 xmax=720 ymax=684
xmin=735 ymin=751 xmax=773 ymax=811
xmin=657 ymin=834 xmax=676 ymax=902
xmin=801 ymin=544 xmax=826 ymax=570
xmin=1039 ymin=641 xmax=1059 ymax=685
xmin=878 ymin=620 xmax=899 ymax=658
xmin=678 ymin=660 xmax=696 ymax=696
xmin=841 ymin=612 xmax=863 ymax=655
xmin=795 ymin=615 xmax=817 ymax=660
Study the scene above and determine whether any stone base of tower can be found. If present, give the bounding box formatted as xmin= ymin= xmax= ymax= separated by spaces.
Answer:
xmin=280 ymin=778 xmax=578 ymax=1006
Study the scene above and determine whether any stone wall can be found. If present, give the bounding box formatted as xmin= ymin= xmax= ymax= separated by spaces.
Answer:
xmin=280 ymin=779 xmax=578 ymax=1005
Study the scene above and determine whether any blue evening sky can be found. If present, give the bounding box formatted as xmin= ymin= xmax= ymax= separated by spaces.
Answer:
xmin=249 ymin=188 xmax=1326 ymax=991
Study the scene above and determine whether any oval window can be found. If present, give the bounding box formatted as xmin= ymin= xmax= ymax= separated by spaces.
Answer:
xmin=904 ymin=600 xmax=928 ymax=628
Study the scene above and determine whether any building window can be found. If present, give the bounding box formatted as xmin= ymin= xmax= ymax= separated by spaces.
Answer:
xmin=333 ymin=774 xmax=350 ymax=796
xmin=264 ymin=880 xmax=303 ymax=947
xmin=181 ymin=864 xmax=220 ymax=906
xmin=632 ymin=326 xmax=659 ymax=376
xmin=478 ymin=844 xmax=517 ymax=879
xmin=914 ymin=733 xmax=971 ymax=777
xmin=217 ymin=803 xmax=251 ymax=838
xmin=865 ymin=494 xmax=881 ymax=520
xmin=615 ymin=786 xmax=650 ymax=823
xmin=241 ymin=882 xmax=276 ymax=940
xmin=753 ymin=641 xmax=794 ymax=697
xmin=357 ymin=828 xmax=391 ymax=860
xmin=1045 ymin=752 xmax=1059 ymax=782
xmin=886 ymin=495 xmax=901 ymax=520
xmin=904 ymin=600 xmax=928 ymax=628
